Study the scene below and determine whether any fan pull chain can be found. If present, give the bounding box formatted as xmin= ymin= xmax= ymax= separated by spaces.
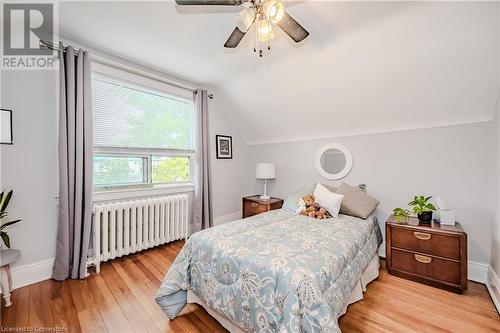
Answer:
xmin=259 ymin=31 xmax=262 ymax=57
xmin=267 ymin=19 xmax=271 ymax=51
xmin=253 ymin=15 xmax=257 ymax=53
xmin=260 ymin=36 xmax=263 ymax=57
xmin=258 ymin=15 xmax=263 ymax=57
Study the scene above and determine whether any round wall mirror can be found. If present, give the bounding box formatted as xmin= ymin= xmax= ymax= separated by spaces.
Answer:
xmin=315 ymin=143 xmax=353 ymax=180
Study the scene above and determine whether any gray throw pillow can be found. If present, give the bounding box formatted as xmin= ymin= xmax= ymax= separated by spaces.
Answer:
xmin=336 ymin=182 xmax=380 ymax=219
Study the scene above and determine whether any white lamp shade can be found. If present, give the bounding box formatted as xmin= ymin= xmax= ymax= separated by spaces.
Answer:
xmin=256 ymin=163 xmax=276 ymax=179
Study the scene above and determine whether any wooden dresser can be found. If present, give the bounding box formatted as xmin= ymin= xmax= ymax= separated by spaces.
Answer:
xmin=386 ymin=215 xmax=467 ymax=293
xmin=242 ymin=195 xmax=284 ymax=218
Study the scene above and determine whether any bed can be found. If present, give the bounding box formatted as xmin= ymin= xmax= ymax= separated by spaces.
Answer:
xmin=156 ymin=208 xmax=382 ymax=332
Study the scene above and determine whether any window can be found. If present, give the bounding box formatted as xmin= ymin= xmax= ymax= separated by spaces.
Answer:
xmin=92 ymin=64 xmax=195 ymax=190
xmin=94 ymin=155 xmax=146 ymax=186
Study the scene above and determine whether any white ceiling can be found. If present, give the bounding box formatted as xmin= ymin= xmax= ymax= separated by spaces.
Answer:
xmin=59 ymin=1 xmax=499 ymax=144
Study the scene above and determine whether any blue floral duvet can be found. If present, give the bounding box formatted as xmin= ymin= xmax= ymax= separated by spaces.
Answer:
xmin=156 ymin=209 xmax=382 ymax=332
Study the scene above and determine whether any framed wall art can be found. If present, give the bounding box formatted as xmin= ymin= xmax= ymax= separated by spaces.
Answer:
xmin=216 ymin=135 xmax=232 ymax=159
xmin=0 ymin=109 xmax=13 ymax=145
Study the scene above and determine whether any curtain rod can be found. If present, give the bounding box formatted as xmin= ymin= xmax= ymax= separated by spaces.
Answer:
xmin=39 ymin=39 xmax=213 ymax=99
xmin=39 ymin=39 xmax=74 ymax=52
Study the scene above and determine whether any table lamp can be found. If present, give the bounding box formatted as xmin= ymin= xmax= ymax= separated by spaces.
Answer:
xmin=256 ymin=163 xmax=276 ymax=200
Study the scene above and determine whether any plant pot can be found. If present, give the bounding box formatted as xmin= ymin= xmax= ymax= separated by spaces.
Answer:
xmin=417 ymin=211 xmax=433 ymax=223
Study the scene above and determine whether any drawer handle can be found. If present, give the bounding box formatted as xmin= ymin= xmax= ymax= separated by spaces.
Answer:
xmin=413 ymin=232 xmax=431 ymax=240
xmin=414 ymin=254 xmax=432 ymax=264
xmin=251 ymin=203 xmax=258 ymax=208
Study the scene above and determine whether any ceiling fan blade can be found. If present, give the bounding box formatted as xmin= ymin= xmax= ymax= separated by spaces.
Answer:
xmin=277 ymin=11 xmax=309 ymax=43
xmin=224 ymin=27 xmax=246 ymax=48
xmin=175 ymin=0 xmax=247 ymax=5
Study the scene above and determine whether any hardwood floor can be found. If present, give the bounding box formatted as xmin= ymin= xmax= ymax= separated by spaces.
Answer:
xmin=1 ymin=240 xmax=499 ymax=332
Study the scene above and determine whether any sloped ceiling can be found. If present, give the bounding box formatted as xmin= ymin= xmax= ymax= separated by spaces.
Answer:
xmin=59 ymin=1 xmax=499 ymax=144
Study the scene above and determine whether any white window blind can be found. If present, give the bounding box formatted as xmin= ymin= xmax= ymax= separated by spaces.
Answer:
xmin=92 ymin=74 xmax=194 ymax=150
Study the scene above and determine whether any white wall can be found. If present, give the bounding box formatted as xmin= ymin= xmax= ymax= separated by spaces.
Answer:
xmin=208 ymin=97 xmax=248 ymax=222
xmin=493 ymin=105 xmax=499 ymax=272
xmin=0 ymin=70 xmax=58 ymax=271
xmin=485 ymin=4 xmax=500 ymax=310
xmin=490 ymin=92 xmax=500 ymax=309
xmin=246 ymin=122 xmax=493 ymax=266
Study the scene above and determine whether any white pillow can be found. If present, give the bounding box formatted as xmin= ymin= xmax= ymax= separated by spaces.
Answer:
xmin=313 ymin=183 xmax=344 ymax=218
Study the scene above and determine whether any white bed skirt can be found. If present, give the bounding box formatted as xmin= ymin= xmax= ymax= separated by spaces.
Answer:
xmin=187 ymin=253 xmax=380 ymax=332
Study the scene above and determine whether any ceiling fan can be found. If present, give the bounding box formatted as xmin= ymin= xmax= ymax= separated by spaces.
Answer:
xmin=175 ymin=0 xmax=309 ymax=57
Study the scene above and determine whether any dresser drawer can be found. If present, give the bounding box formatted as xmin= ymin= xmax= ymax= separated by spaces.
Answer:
xmin=243 ymin=201 xmax=268 ymax=217
xmin=391 ymin=249 xmax=460 ymax=285
xmin=391 ymin=226 xmax=460 ymax=260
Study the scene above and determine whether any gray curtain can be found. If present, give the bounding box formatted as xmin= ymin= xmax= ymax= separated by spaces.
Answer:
xmin=52 ymin=44 xmax=93 ymax=280
xmin=193 ymin=90 xmax=213 ymax=230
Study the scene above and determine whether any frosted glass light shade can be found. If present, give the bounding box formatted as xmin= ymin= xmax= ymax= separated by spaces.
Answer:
xmin=236 ymin=8 xmax=255 ymax=32
xmin=263 ymin=0 xmax=285 ymax=24
xmin=258 ymin=19 xmax=274 ymax=42
xmin=256 ymin=163 xmax=276 ymax=179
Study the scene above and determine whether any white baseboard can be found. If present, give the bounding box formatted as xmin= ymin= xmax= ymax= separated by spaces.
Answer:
xmin=486 ymin=266 xmax=500 ymax=313
xmin=188 ymin=211 xmax=241 ymax=235
xmin=468 ymin=261 xmax=489 ymax=283
xmin=214 ymin=211 xmax=241 ymax=226
xmin=10 ymin=258 xmax=54 ymax=289
xmin=378 ymin=244 xmax=386 ymax=258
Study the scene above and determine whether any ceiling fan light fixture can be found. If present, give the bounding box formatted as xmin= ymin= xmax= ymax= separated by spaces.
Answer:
xmin=177 ymin=0 xmax=309 ymax=53
xmin=236 ymin=7 xmax=255 ymax=32
xmin=258 ymin=18 xmax=274 ymax=42
xmin=263 ymin=0 xmax=285 ymax=24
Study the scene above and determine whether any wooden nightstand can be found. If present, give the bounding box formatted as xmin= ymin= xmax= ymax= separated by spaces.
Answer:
xmin=242 ymin=195 xmax=284 ymax=218
xmin=386 ymin=215 xmax=467 ymax=293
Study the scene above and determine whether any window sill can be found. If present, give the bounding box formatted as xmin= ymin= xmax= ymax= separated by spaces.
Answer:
xmin=92 ymin=183 xmax=195 ymax=203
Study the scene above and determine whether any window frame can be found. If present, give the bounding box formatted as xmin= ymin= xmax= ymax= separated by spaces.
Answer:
xmin=91 ymin=62 xmax=196 ymax=192
xmin=93 ymin=153 xmax=148 ymax=188
xmin=93 ymin=147 xmax=194 ymax=192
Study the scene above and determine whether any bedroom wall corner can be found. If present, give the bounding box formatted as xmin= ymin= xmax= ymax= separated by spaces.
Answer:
xmin=207 ymin=95 xmax=250 ymax=226
xmin=488 ymin=93 xmax=500 ymax=312
xmin=0 ymin=70 xmax=59 ymax=281
xmin=486 ymin=2 xmax=500 ymax=312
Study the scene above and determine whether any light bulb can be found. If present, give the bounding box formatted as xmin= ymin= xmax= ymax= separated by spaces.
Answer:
xmin=263 ymin=0 xmax=285 ymax=24
xmin=258 ymin=18 xmax=274 ymax=42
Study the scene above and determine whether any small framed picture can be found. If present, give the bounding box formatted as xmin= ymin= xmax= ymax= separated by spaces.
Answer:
xmin=216 ymin=135 xmax=232 ymax=159
xmin=0 ymin=109 xmax=13 ymax=145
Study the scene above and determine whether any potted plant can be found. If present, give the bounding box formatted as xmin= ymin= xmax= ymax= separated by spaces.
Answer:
xmin=409 ymin=195 xmax=436 ymax=223
xmin=0 ymin=190 xmax=21 ymax=248
xmin=393 ymin=207 xmax=410 ymax=223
